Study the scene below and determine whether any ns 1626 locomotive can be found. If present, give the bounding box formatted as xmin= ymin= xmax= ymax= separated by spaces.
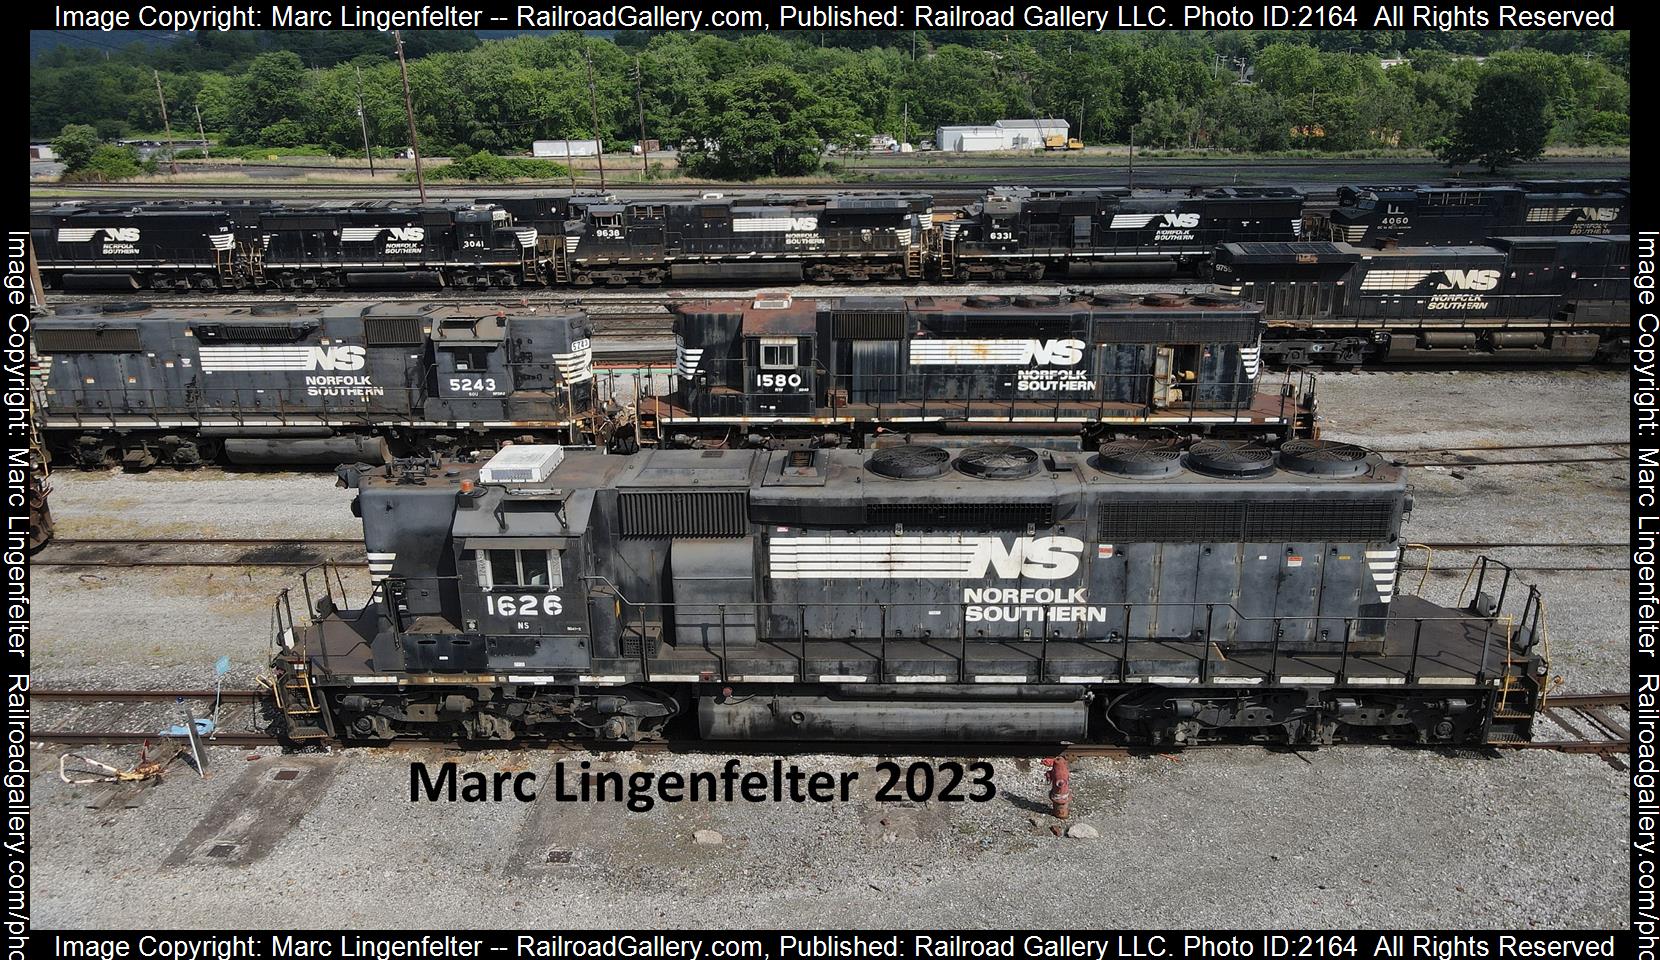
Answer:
xmin=33 ymin=302 xmax=599 ymax=468
xmin=1210 ymin=234 xmax=1630 ymax=364
xmin=270 ymin=441 xmax=1547 ymax=747
xmin=653 ymin=292 xmax=1309 ymax=448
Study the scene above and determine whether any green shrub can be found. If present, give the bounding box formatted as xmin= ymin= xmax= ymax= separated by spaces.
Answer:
xmin=421 ymin=151 xmax=571 ymax=182
xmin=60 ymin=145 xmax=153 ymax=181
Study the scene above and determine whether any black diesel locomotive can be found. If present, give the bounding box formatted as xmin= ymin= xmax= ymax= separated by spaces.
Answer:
xmin=655 ymin=293 xmax=1309 ymax=447
xmin=1211 ymin=234 xmax=1631 ymax=364
xmin=270 ymin=441 xmax=1547 ymax=747
xmin=1320 ymin=179 xmax=1630 ymax=247
xmin=32 ymin=200 xmax=541 ymax=292
xmin=935 ymin=186 xmax=1306 ymax=280
xmin=32 ymin=178 xmax=1627 ymax=292
xmin=34 ymin=295 xmax=1305 ymax=467
xmin=547 ymin=193 xmax=933 ymax=286
xmin=34 ymin=302 xmax=599 ymax=468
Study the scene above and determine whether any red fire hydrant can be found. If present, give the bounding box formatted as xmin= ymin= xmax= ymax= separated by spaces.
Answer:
xmin=1041 ymin=756 xmax=1071 ymax=820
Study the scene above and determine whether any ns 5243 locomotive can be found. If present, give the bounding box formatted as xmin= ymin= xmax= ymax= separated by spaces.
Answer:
xmin=33 ymin=302 xmax=599 ymax=468
xmin=270 ymin=441 xmax=1548 ymax=747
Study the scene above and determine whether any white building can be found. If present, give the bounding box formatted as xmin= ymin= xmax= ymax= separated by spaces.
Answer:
xmin=532 ymin=140 xmax=600 ymax=158
xmin=934 ymin=119 xmax=1070 ymax=152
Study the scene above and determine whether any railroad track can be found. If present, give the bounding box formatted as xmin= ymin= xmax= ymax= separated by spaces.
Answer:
xmin=31 ymin=688 xmax=1632 ymax=759
xmin=1379 ymin=439 xmax=1630 ymax=469
xmin=33 ymin=687 xmax=278 ymax=747
xmin=34 ymin=536 xmax=365 ymax=568
xmin=1494 ymin=691 xmax=1632 ymax=768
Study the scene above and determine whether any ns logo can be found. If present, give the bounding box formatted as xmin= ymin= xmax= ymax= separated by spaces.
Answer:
xmin=1435 ymin=269 xmax=1501 ymax=291
xmin=1160 ymin=213 xmax=1200 ymax=228
xmin=968 ymin=536 xmax=1085 ymax=580
xmin=386 ymin=227 xmax=425 ymax=241
xmin=306 ymin=345 xmax=367 ymax=370
xmin=101 ymin=228 xmax=141 ymax=242
xmin=1025 ymin=339 xmax=1087 ymax=365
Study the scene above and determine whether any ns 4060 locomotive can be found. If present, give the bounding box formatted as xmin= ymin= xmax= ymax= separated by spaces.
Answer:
xmin=269 ymin=441 xmax=1548 ymax=748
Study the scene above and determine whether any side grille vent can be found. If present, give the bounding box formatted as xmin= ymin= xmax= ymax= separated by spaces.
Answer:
xmin=866 ymin=502 xmax=1054 ymax=529
xmin=193 ymin=322 xmax=319 ymax=343
xmin=832 ymin=311 xmax=905 ymax=339
xmin=620 ymin=491 xmax=747 ymax=539
xmin=1099 ymin=498 xmax=1397 ymax=543
xmin=363 ymin=316 xmax=426 ymax=346
xmin=1243 ymin=499 xmax=1397 ymax=541
xmin=1090 ymin=317 xmax=1258 ymax=344
xmin=34 ymin=326 xmax=142 ymax=353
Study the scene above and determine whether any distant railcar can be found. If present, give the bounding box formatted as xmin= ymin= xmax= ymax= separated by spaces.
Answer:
xmin=1322 ymin=179 xmax=1630 ymax=246
xmin=1210 ymin=234 xmax=1630 ymax=364
xmin=30 ymin=200 xmax=275 ymax=291
xmin=936 ymin=186 xmax=1305 ymax=280
xmin=550 ymin=193 xmax=932 ymax=285
xmin=255 ymin=200 xmax=540 ymax=290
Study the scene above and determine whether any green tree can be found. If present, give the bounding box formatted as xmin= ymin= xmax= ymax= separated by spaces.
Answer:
xmin=678 ymin=66 xmax=859 ymax=179
xmin=227 ymin=51 xmax=309 ymax=144
xmin=51 ymin=124 xmax=99 ymax=172
xmin=1438 ymin=69 xmax=1552 ymax=171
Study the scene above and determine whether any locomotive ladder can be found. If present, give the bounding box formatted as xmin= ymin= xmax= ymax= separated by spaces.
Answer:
xmin=936 ymin=233 xmax=956 ymax=279
xmin=550 ymin=237 xmax=571 ymax=284
xmin=905 ymin=243 xmax=924 ymax=279
xmin=267 ymin=587 xmax=328 ymax=740
xmin=241 ymin=242 xmax=265 ymax=283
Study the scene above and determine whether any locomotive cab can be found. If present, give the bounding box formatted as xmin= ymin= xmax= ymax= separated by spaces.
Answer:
xmin=740 ymin=295 xmax=817 ymax=417
xmin=449 ymin=448 xmax=594 ymax=672
xmin=423 ymin=310 xmax=594 ymax=428
xmin=429 ymin=314 xmax=515 ymax=414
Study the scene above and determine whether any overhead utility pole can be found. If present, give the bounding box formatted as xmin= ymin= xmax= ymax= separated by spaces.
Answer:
xmin=394 ymin=31 xmax=425 ymax=202
xmin=355 ymin=65 xmax=376 ymax=177
xmin=153 ymin=70 xmax=179 ymax=175
xmin=585 ymin=54 xmax=606 ymax=190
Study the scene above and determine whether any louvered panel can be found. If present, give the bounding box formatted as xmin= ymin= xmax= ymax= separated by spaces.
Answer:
xmin=619 ymin=491 xmax=747 ymax=538
xmin=363 ymin=316 xmax=425 ymax=346
xmin=831 ymin=311 xmax=905 ymax=339
xmin=34 ymin=327 xmax=142 ymax=353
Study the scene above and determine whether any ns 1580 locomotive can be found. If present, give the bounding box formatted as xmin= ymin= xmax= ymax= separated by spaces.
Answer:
xmin=269 ymin=441 xmax=1547 ymax=747
xmin=655 ymin=293 xmax=1308 ymax=448
xmin=1211 ymin=233 xmax=1630 ymax=364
